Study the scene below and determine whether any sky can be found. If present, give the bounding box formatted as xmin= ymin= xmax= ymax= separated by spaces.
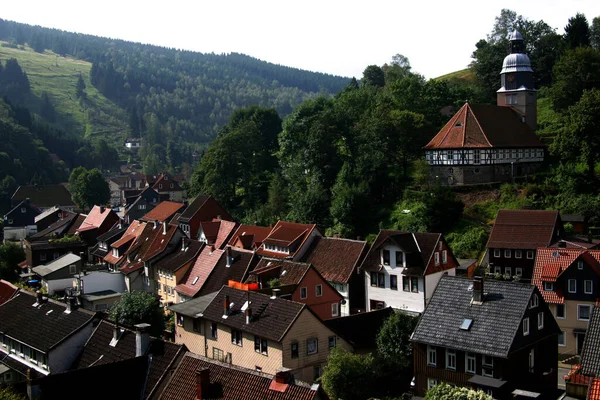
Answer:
xmin=2 ymin=0 xmax=600 ymax=79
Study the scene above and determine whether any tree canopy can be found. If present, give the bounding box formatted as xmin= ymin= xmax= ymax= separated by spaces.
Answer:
xmin=69 ymin=167 xmax=110 ymax=211
xmin=108 ymin=291 xmax=165 ymax=336
xmin=424 ymin=383 xmax=492 ymax=400
xmin=0 ymin=242 xmax=25 ymax=282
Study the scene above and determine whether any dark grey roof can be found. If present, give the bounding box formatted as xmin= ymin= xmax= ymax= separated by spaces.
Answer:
xmin=0 ymin=291 xmax=96 ymax=352
xmin=581 ymin=306 xmax=600 ymax=376
xmin=178 ymin=195 xmax=210 ymax=222
xmin=97 ymin=225 xmax=126 ymax=242
xmin=32 ymin=253 xmax=80 ymax=277
xmin=411 ymin=276 xmax=536 ymax=357
xmin=12 ymin=184 xmax=74 ymax=208
xmin=324 ymin=307 xmax=394 ymax=350
xmin=168 ymin=292 xmax=219 ymax=317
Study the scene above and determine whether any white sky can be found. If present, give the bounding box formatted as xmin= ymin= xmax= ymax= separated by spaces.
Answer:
xmin=2 ymin=0 xmax=600 ymax=79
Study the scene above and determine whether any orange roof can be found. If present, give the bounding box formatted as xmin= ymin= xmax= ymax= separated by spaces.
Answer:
xmin=76 ymin=206 xmax=115 ymax=233
xmin=104 ymin=221 xmax=146 ymax=265
xmin=589 ymin=378 xmax=600 ymax=400
xmin=141 ymin=201 xmax=185 ymax=222
xmin=257 ymin=221 xmax=317 ymax=258
xmin=228 ymin=224 xmax=272 ymax=250
xmin=424 ymin=103 xmax=544 ymax=150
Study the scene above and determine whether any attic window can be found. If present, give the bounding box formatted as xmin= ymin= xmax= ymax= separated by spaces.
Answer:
xmin=192 ymin=276 xmax=199 ymax=285
xmin=460 ymin=319 xmax=473 ymax=331
xmin=455 ymin=122 xmax=463 ymax=127
xmin=551 ymin=251 xmax=559 ymax=259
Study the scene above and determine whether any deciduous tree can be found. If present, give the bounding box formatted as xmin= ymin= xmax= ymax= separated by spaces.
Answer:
xmin=424 ymin=383 xmax=492 ymax=400
xmin=0 ymin=242 xmax=25 ymax=282
xmin=69 ymin=167 xmax=110 ymax=211
xmin=109 ymin=291 xmax=164 ymax=336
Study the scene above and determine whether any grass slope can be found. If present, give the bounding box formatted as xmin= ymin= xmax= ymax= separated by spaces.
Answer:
xmin=434 ymin=68 xmax=476 ymax=86
xmin=0 ymin=42 xmax=127 ymax=140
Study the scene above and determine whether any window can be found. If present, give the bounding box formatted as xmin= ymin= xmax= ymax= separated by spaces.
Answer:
xmin=434 ymin=252 xmax=440 ymax=265
xmin=538 ymin=312 xmax=544 ymax=329
xmin=378 ymin=273 xmax=385 ymax=288
xmin=370 ymin=272 xmax=378 ymax=288
xmin=300 ymin=287 xmax=307 ymax=299
xmin=527 ymin=251 xmax=534 ymax=259
xmin=482 ymin=355 xmax=494 ymax=377
xmin=579 ymin=305 xmax=592 ymax=321
xmin=558 ymin=331 xmax=566 ymax=347
xmin=515 ymin=250 xmax=522 ymax=259
xmin=442 ymin=250 xmax=447 ymax=264
xmin=494 ymin=266 xmax=502 ymax=274
xmin=528 ymin=349 xmax=535 ymax=373
xmin=438 ymin=241 xmax=443 ymax=251
xmin=395 ymin=251 xmax=403 ymax=267
xmin=504 ymin=249 xmax=511 ymax=258
xmin=403 ymin=276 xmax=410 ymax=292
xmin=427 ymin=378 xmax=439 ymax=390
xmin=193 ymin=318 xmax=200 ymax=332
xmin=139 ymin=204 xmax=146 ymax=210
xmin=578 ymin=261 xmax=584 ymax=270
xmin=307 ymin=338 xmax=318 ymax=355
xmin=568 ymin=279 xmax=577 ymax=293
xmin=231 ymin=329 xmax=243 ymax=346
xmin=316 ymin=285 xmax=322 ymax=297
xmin=291 ymin=342 xmax=299 ymax=359
xmin=40 ymin=253 xmax=47 ymax=262
xmin=255 ymin=366 xmax=262 ymax=372
xmin=516 ymin=268 xmax=523 ymax=277
xmin=523 ymin=317 xmax=529 ymax=336
xmin=331 ymin=303 xmax=339 ymax=317
xmin=212 ymin=347 xmax=224 ymax=362
xmin=210 ymin=322 xmax=218 ymax=339
xmin=177 ymin=314 xmax=184 ymax=327
xmin=585 ymin=280 xmax=593 ymax=294
xmin=505 ymin=267 xmax=512 ymax=277
xmin=21 ymin=207 xmax=26 ymax=213
xmin=427 ymin=345 xmax=436 ymax=366
xmin=112 ymin=248 xmax=119 ymax=257
xmin=556 ymin=304 xmax=565 ymax=319
xmin=254 ymin=336 xmax=268 ymax=355
xmin=446 ymin=349 xmax=456 ymax=370
xmin=328 ymin=336 xmax=336 ymax=349
xmin=382 ymin=249 xmax=390 ymax=266
xmin=473 ymin=150 xmax=480 ymax=164
xmin=543 ymin=282 xmax=554 ymax=291
xmin=466 ymin=352 xmax=476 ymax=374
xmin=69 ymin=264 xmax=77 ymax=274
xmin=411 ymin=277 xmax=419 ymax=293
xmin=530 ymin=294 xmax=539 ymax=308
xmin=390 ymin=275 xmax=398 ymax=290
xmin=313 ymin=365 xmax=322 ymax=381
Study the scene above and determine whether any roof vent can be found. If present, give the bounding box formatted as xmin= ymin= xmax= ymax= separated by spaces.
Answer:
xmin=552 ymin=251 xmax=559 ymax=258
xmin=281 ymin=270 xmax=287 ymax=276
xmin=192 ymin=276 xmax=199 ymax=285
xmin=460 ymin=318 xmax=473 ymax=331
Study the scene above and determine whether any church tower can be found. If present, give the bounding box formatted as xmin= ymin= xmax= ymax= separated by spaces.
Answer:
xmin=497 ymin=30 xmax=537 ymax=131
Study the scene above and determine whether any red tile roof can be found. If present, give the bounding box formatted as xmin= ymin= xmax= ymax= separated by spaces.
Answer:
xmin=144 ymin=224 xmax=178 ymax=261
xmin=424 ymin=103 xmax=544 ymax=149
xmin=141 ymin=201 xmax=185 ymax=222
xmin=228 ymin=224 xmax=272 ymax=250
xmin=76 ymin=206 xmax=116 ymax=233
xmin=257 ymin=221 xmax=318 ymax=258
xmin=589 ymin=378 xmax=600 ymax=400
xmin=175 ymin=246 xmax=224 ymax=298
xmin=251 ymin=258 xmax=311 ymax=286
xmin=119 ymin=223 xmax=165 ymax=274
xmin=0 ymin=280 xmax=18 ymax=306
xmin=486 ymin=210 xmax=560 ymax=249
xmin=300 ymin=236 xmax=367 ymax=283
xmin=104 ymin=221 xmax=146 ymax=265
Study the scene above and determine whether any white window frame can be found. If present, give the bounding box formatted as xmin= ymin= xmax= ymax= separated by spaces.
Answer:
xmin=578 ymin=261 xmax=584 ymax=270
xmin=465 ymin=352 xmax=476 ymax=374
xmin=427 ymin=345 xmax=436 ymax=367
xmin=538 ymin=312 xmax=544 ymax=329
xmin=555 ymin=304 xmax=565 ymax=319
xmin=300 ymin=287 xmax=307 ymax=299
xmin=505 ymin=267 xmax=512 ymax=277
xmin=427 ymin=378 xmax=439 ymax=390
xmin=434 ymin=252 xmax=440 ymax=266
xmin=530 ymin=294 xmax=539 ymax=308
xmin=543 ymin=281 xmax=554 ymax=291
xmin=493 ymin=249 xmax=500 ymax=258
xmin=558 ymin=331 xmax=566 ymax=347
xmin=307 ymin=338 xmax=318 ymax=355
xmin=442 ymin=250 xmax=447 ymax=264
xmin=504 ymin=249 xmax=511 ymax=258
xmin=527 ymin=251 xmax=534 ymax=259
xmin=578 ymin=304 xmax=592 ymax=321
xmin=331 ymin=303 xmax=339 ymax=317
xmin=516 ymin=267 xmax=523 ymax=277
xmin=494 ymin=266 xmax=501 ymax=274
xmin=585 ymin=280 xmax=593 ymax=294
xmin=523 ymin=317 xmax=529 ymax=336
xmin=515 ymin=250 xmax=522 ymax=259
xmin=315 ymin=284 xmax=323 ymax=297
xmin=568 ymin=279 xmax=577 ymax=293
xmin=446 ymin=348 xmax=456 ymax=371
xmin=482 ymin=355 xmax=494 ymax=377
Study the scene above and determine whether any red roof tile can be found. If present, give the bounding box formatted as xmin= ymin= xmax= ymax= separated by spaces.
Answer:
xmin=76 ymin=206 xmax=116 ymax=233
xmin=251 ymin=258 xmax=311 ymax=286
xmin=175 ymin=247 xmax=224 ymax=298
xmin=214 ymin=220 xmax=237 ymax=249
xmin=0 ymin=280 xmax=18 ymax=306
xmin=104 ymin=221 xmax=146 ymax=265
xmin=257 ymin=221 xmax=318 ymax=258
xmin=300 ymin=236 xmax=367 ymax=283
xmin=487 ymin=210 xmax=560 ymax=249
xmin=589 ymin=378 xmax=600 ymax=400
xmin=228 ymin=225 xmax=272 ymax=250
xmin=424 ymin=103 xmax=544 ymax=149
xmin=119 ymin=224 xmax=163 ymax=274
xmin=141 ymin=201 xmax=185 ymax=222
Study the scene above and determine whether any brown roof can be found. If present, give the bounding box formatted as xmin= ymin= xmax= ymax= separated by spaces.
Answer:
xmin=228 ymin=224 xmax=272 ymax=250
xmin=487 ymin=210 xmax=560 ymax=249
xmin=153 ymin=240 xmax=203 ymax=273
xmin=159 ymin=352 xmax=321 ymax=400
xmin=11 ymin=184 xmax=75 ymax=208
xmin=197 ymin=249 xmax=257 ymax=297
xmin=257 ymin=221 xmax=318 ymax=258
xmin=175 ymin=246 xmax=224 ymax=298
xmin=250 ymin=258 xmax=311 ymax=286
xmin=119 ymin=224 xmax=164 ymax=273
xmin=178 ymin=195 xmax=233 ymax=224
xmin=424 ymin=103 xmax=544 ymax=149
xmin=76 ymin=206 xmax=119 ymax=233
xmin=300 ymin=236 xmax=368 ymax=283
xmin=0 ymin=280 xmax=18 ymax=306
xmin=104 ymin=221 xmax=146 ymax=264
xmin=141 ymin=201 xmax=185 ymax=222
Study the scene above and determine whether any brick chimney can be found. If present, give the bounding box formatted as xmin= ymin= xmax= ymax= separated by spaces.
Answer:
xmin=223 ymin=295 xmax=230 ymax=316
xmin=195 ymin=368 xmax=210 ymax=400
xmin=275 ymin=368 xmax=291 ymax=384
xmin=135 ymin=323 xmax=151 ymax=357
xmin=472 ymin=276 xmax=484 ymax=304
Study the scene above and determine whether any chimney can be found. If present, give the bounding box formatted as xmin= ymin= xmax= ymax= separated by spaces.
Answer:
xmin=195 ymin=368 xmax=210 ymax=400
xmin=153 ymin=220 xmax=158 ymax=229
xmin=558 ymin=240 xmax=567 ymax=248
xmin=216 ymin=215 xmax=222 ymax=220
xmin=100 ymin=206 xmax=105 ymax=213
xmin=226 ymin=247 xmax=233 ymax=267
xmin=275 ymin=369 xmax=291 ymax=384
xmin=163 ymin=222 xmax=167 ymax=235
xmin=25 ymin=197 xmax=30 ymax=205
xmin=472 ymin=276 xmax=484 ymax=304
xmin=210 ymin=245 xmax=215 ymax=254
xmin=36 ymin=290 xmax=43 ymax=305
xmin=271 ymin=288 xmax=281 ymax=299
xmin=113 ymin=324 xmax=120 ymax=342
xmin=245 ymin=307 xmax=252 ymax=324
xmin=135 ymin=323 xmax=151 ymax=357
xmin=356 ymin=236 xmax=362 ymax=241
xmin=182 ymin=237 xmax=187 ymax=251
xmin=223 ymin=295 xmax=230 ymax=316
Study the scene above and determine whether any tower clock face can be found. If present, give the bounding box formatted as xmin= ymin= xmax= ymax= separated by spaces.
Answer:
xmin=507 ymin=74 xmax=515 ymax=82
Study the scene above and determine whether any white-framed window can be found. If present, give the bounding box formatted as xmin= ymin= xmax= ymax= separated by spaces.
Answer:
xmin=505 ymin=267 xmax=512 ymax=277
xmin=112 ymin=248 xmax=119 ymax=257
xmin=434 ymin=252 xmax=440 ymax=266
xmin=316 ymin=285 xmax=322 ymax=297
xmin=382 ymin=249 xmax=390 ymax=266
xmin=528 ymin=349 xmax=535 ymax=372
xmin=442 ymin=250 xmax=447 ymax=264
xmin=482 ymin=355 xmax=494 ymax=377
xmin=427 ymin=378 xmax=439 ymax=390
xmin=523 ymin=317 xmax=529 ymax=336
xmin=300 ymin=287 xmax=307 ymax=299
xmin=211 ymin=322 xmax=218 ymax=339
xmin=585 ymin=280 xmax=593 ymax=294
xmin=530 ymin=294 xmax=539 ymax=308
xmin=538 ymin=312 xmax=544 ymax=329
xmin=331 ymin=303 xmax=339 ymax=317
xmin=494 ymin=249 xmax=500 ymax=258
xmin=177 ymin=314 xmax=184 ymax=326
xmin=231 ymin=329 xmax=243 ymax=346
xmin=438 ymin=241 xmax=443 ymax=251
xmin=578 ymin=305 xmax=592 ymax=321
xmin=516 ymin=268 xmax=523 ymax=277
xmin=504 ymin=249 xmax=511 ymax=258
xmin=527 ymin=251 xmax=534 ymax=259
xmin=254 ymin=336 xmax=268 ymax=356
xmin=466 ymin=352 xmax=476 ymax=374
xmin=427 ymin=345 xmax=436 ymax=366
xmin=558 ymin=331 xmax=566 ymax=347
xmin=568 ymin=279 xmax=577 ymax=293
xmin=578 ymin=261 xmax=584 ymax=270
xmin=328 ymin=336 xmax=336 ymax=349
xmin=543 ymin=282 xmax=554 ymax=291
xmin=307 ymin=338 xmax=318 ymax=355
xmin=515 ymin=250 xmax=522 ymax=259
xmin=556 ymin=304 xmax=565 ymax=319
xmin=69 ymin=264 xmax=77 ymax=274
xmin=494 ymin=266 xmax=502 ymax=274
xmin=446 ymin=349 xmax=456 ymax=371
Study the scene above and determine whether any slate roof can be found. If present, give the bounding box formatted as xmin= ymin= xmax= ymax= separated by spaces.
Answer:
xmin=73 ymin=320 xmax=185 ymax=399
xmin=11 ymin=184 xmax=75 ymax=208
xmin=152 ymin=173 xmax=183 ymax=192
xmin=300 ymin=236 xmax=367 ymax=283
xmin=228 ymin=224 xmax=272 ymax=250
xmin=201 ymin=286 xmax=305 ymax=342
xmin=549 ymin=237 xmax=600 ymax=250
xmin=487 ymin=210 xmax=560 ymax=249
xmin=141 ymin=201 xmax=185 ymax=222
xmin=3 ymin=200 xmax=41 ymax=226
xmin=197 ymin=249 xmax=257 ymax=297
xmin=580 ymin=306 xmax=600 ymax=376
xmin=178 ymin=195 xmax=210 ymax=222
xmin=175 ymin=247 xmax=224 ymax=298
xmin=424 ymin=103 xmax=544 ymax=150
xmin=169 ymin=292 xmax=219 ymax=317
xmin=0 ymin=280 xmax=18 ymax=306
xmin=153 ymin=239 xmax=203 ymax=273
xmin=324 ymin=307 xmax=394 ymax=351
xmin=96 ymin=224 xmax=126 ymax=242
xmin=159 ymin=352 xmax=321 ymax=400
xmin=32 ymin=253 xmax=80 ymax=277
xmin=30 ymin=212 xmax=81 ymax=240
xmin=0 ymin=291 xmax=96 ymax=352
xmin=411 ymin=276 xmax=543 ymax=357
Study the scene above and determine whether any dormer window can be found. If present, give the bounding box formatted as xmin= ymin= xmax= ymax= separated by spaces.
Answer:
xmin=382 ymin=249 xmax=390 ymax=266
xmin=395 ymin=251 xmax=403 ymax=267
xmin=543 ymin=282 xmax=554 ymax=292
xmin=112 ymin=248 xmax=119 ymax=257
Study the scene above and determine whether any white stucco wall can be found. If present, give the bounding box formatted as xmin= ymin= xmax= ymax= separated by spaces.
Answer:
xmin=48 ymin=320 xmax=95 ymax=374
xmin=331 ymin=282 xmax=349 ymax=316
xmin=425 ymin=268 xmax=456 ymax=305
xmin=75 ymin=271 xmax=126 ymax=294
xmin=45 ymin=278 xmax=76 ymax=295
xmin=3 ymin=226 xmax=36 ymax=241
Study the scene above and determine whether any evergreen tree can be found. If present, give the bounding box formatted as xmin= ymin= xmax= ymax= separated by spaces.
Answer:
xmin=565 ymin=13 xmax=591 ymax=49
xmin=75 ymin=74 xmax=86 ymax=99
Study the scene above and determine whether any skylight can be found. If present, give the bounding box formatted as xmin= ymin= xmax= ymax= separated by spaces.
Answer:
xmin=460 ymin=319 xmax=473 ymax=331
xmin=191 ymin=276 xmax=199 ymax=285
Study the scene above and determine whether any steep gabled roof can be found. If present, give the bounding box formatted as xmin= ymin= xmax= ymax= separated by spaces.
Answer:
xmin=323 ymin=307 xmax=394 ymax=350
xmin=228 ymin=224 xmax=272 ymax=250
xmin=152 ymin=173 xmax=183 ymax=192
xmin=30 ymin=212 xmax=81 ymax=240
xmin=257 ymin=221 xmax=318 ymax=258
xmin=487 ymin=210 xmax=560 ymax=249
xmin=118 ymin=223 xmax=160 ymax=273
xmin=141 ymin=201 xmax=185 ymax=222
xmin=300 ymin=236 xmax=368 ymax=283
xmin=250 ymin=258 xmax=311 ymax=286
xmin=197 ymin=249 xmax=257 ymax=297
xmin=424 ymin=103 xmax=544 ymax=149
xmin=153 ymin=240 xmax=203 ymax=273
xmin=76 ymin=206 xmax=118 ymax=233
xmin=11 ymin=184 xmax=75 ymax=208
xmin=175 ymin=246 xmax=224 ymax=298
xmin=581 ymin=306 xmax=600 ymax=377
xmin=178 ymin=195 xmax=233 ymax=224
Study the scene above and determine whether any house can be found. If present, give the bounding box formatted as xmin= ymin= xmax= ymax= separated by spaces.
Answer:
xmin=228 ymin=224 xmax=272 ymax=250
xmin=154 ymin=239 xmax=204 ymax=306
xmin=487 ymin=209 xmax=562 ymax=281
xmin=11 ymin=184 xmax=75 ymax=211
xmin=323 ymin=307 xmax=394 ymax=353
xmin=174 ymin=246 xmax=224 ymax=302
xmin=70 ymin=320 xmax=185 ymax=399
xmin=361 ymin=230 xmax=458 ymax=313
xmin=117 ymin=222 xmax=161 ymax=292
xmin=159 ymin=352 xmax=327 ymax=400
xmin=0 ymin=290 xmax=96 ymax=376
xmin=198 ymin=218 xmax=238 ymax=249
xmin=248 ymin=258 xmax=344 ymax=320
xmin=32 ymin=253 xmax=83 ymax=295
xmin=178 ymin=195 xmax=233 ymax=239
xmin=562 ymin=214 xmax=588 ymax=235
xmin=89 ymin=222 xmax=127 ymax=265
xmin=103 ymin=220 xmax=146 ymax=272
xmin=3 ymin=198 xmax=40 ymax=240
xmin=411 ymin=276 xmax=559 ymax=398
xmin=424 ymin=30 xmax=544 ymax=185
xmin=300 ymin=236 xmax=368 ymax=315
xmin=152 ymin=173 xmax=186 ymax=202
xmin=75 ymin=205 xmax=121 ymax=245
xmin=126 ymin=186 xmax=160 ymax=207
xmin=34 ymin=206 xmax=74 ymax=232
xmin=257 ymin=221 xmax=321 ymax=260
xmin=169 ymin=286 xmax=352 ymax=383
xmin=124 ymin=192 xmax=157 ymax=224
xmin=125 ymin=137 xmax=142 ymax=151
xmin=532 ymin=248 xmax=600 ymax=355
xmin=141 ymin=201 xmax=185 ymax=224
xmin=108 ymin=177 xmax=127 ymax=206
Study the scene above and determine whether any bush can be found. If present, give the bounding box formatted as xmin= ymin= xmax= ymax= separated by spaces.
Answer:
xmin=446 ymin=226 xmax=489 ymax=259
xmin=424 ymin=382 xmax=492 ymax=400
